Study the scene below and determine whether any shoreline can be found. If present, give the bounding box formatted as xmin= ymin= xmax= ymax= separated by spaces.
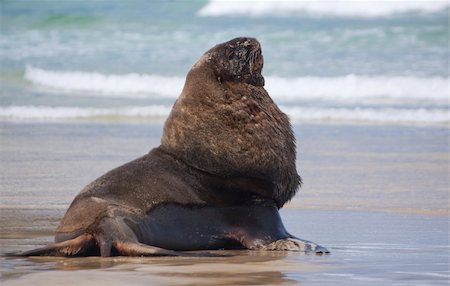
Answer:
xmin=283 ymin=203 xmax=449 ymax=217
xmin=1 ymin=117 xmax=449 ymax=128
xmin=0 ymin=203 xmax=448 ymax=217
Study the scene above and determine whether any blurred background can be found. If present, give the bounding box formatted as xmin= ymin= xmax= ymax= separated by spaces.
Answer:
xmin=1 ymin=0 xmax=448 ymax=125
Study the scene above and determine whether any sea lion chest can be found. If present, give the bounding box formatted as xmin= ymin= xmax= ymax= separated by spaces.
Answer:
xmin=126 ymin=203 xmax=287 ymax=251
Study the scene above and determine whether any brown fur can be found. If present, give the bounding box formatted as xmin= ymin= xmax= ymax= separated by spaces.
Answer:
xmin=161 ymin=37 xmax=301 ymax=207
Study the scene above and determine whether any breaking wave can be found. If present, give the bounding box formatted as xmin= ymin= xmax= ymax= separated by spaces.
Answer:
xmin=1 ymin=105 xmax=448 ymax=125
xmin=198 ymin=0 xmax=449 ymax=18
xmin=25 ymin=66 xmax=185 ymax=98
xmin=0 ymin=105 xmax=171 ymax=120
xmin=24 ymin=66 xmax=448 ymax=104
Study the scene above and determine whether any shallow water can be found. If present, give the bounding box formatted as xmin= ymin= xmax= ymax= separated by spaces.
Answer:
xmin=1 ymin=209 xmax=448 ymax=286
xmin=0 ymin=121 xmax=448 ymax=285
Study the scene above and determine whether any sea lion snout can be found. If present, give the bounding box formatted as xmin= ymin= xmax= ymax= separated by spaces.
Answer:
xmin=210 ymin=37 xmax=265 ymax=86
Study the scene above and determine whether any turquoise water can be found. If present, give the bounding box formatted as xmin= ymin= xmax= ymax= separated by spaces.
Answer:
xmin=1 ymin=0 xmax=449 ymax=124
xmin=2 ymin=1 xmax=448 ymax=76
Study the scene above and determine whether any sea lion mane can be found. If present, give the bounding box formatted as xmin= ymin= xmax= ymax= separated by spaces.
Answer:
xmin=161 ymin=37 xmax=301 ymax=208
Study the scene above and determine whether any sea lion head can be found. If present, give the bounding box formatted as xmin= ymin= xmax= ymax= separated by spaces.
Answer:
xmin=161 ymin=37 xmax=301 ymax=208
xmin=204 ymin=37 xmax=265 ymax=87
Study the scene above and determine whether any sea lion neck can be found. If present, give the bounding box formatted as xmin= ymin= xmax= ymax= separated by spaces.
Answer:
xmin=161 ymin=37 xmax=301 ymax=208
xmin=155 ymin=147 xmax=277 ymax=206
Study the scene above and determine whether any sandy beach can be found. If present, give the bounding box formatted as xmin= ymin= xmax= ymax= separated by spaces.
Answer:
xmin=0 ymin=121 xmax=448 ymax=285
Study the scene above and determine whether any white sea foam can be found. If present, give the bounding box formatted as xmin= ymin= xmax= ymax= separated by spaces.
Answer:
xmin=24 ymin=66 xmax=449 ymax=104
xmin=266 ymin=75 xmax=449 ymax=103
xmin=283 ymin=106 xmax=449 ymax=124
xmin=0 ymin=105 xmax=171 ymax=120
xmin=198 ymin=0 xmax=449 ymax=17
xmin=1 ymin=105 xmax=448 ymax=125
xmin=25 ymin=66 xmax=185 ymax=98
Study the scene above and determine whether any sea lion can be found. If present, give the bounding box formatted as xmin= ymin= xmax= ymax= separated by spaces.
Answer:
xmin=12 ymin=37 xmax=329 ymax=257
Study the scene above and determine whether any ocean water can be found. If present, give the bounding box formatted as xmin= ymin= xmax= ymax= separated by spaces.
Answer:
xmin=1 ymin=0 xmax=449 ymax=124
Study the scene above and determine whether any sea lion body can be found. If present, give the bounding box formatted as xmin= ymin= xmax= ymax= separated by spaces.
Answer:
xmin=53 ymin=148 xmax=291 ymax=255
xmin=13 ymin=37 xmax=328 ymax=257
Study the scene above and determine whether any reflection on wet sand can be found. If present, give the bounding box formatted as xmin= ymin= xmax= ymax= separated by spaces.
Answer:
xmin=0 ymin=207 xmax=331 ymax=285
xmin=2 ymin=250 xmax=329 ymax=285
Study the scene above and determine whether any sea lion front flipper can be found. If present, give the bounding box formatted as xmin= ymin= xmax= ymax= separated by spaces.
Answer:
xmin=261 ymin=237 xmax=330 ymax=255
xmin=93 ymin=215 xmax=189 ymax=257
xmin=114 ymin=241 xmax=229 ymax=257
xmin=113 ymin=241 xmax=180 ymax=256
xmin=7 ymin=233 xmax=95 ymax=257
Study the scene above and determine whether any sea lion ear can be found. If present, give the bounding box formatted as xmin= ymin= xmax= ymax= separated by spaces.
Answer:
xmin=251 ymin=74 xmax=265 ymax=87
xmin=226 ymin=49 xmax=235 ymax=60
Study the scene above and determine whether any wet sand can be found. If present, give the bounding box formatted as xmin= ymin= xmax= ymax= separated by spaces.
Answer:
xmin=0 ymin=121 xmax=449 ymax=285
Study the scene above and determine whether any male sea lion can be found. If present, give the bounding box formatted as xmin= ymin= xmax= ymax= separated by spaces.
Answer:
xmin=13 ymin=37 xmax=328 ymax=257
